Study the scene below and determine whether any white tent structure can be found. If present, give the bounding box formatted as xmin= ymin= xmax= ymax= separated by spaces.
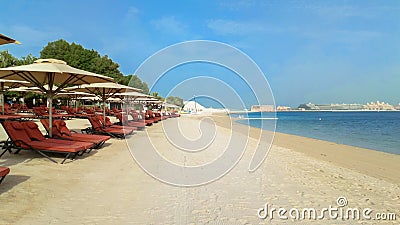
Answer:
xmin=183 ymin=101 xmax=205 ymax=113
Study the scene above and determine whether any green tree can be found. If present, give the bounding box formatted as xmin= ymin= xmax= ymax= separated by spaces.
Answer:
xmin=166 ymin=96 xmax=184 ymax=107
xmin=0 ymin=50 xmax=19 ymax=68
xmin=150 ymin=92 xmax=164 ymax=101
xmin=40 ymin=39 xmax=149 ymax=92
xmin=16 ymin=54 xmax=38 ymax=66
xmin=127 ymin=75 xmax=149 ymax=94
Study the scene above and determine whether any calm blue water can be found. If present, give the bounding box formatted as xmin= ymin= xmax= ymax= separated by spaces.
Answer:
xmin=231 ymin=111 xmax=400 ymax=155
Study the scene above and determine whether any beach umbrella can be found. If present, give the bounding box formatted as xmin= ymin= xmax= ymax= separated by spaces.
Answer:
xmin=0 ymin=34 xmax=23 ymax=113
xmin=0 ymin=79 xmax=30 ymax=114
xmin=133 ymin=97 xmax=162 ymax=104
xmin=56 ymin=91 xmax=95 ymax=110
xmin=0 ymin=59 xmax=114 ymax=137
xmin=163 ymin=103 xmax=180 ymax=108
xmin=66 ymin=82 xmax=141 ymax=124
xmin=0 ymin=34 xmax=21 ymax=45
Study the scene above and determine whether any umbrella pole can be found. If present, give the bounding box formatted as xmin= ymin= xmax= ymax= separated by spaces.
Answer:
xmin=1 ymin=82 xmax=4 ymax=115
xmin=103 ymin=89 xmax=106 ymax=126
xmin=103 ymin=99 xmax=106 ymax=126
xmin=74 ymin=94 xmax=77 ymax=111
xmin=47 ymin=93 xmax=53 ymax=137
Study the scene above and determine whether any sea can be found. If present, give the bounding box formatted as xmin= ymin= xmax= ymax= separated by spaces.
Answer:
xmin=231 ymin=111 xmax=400 ymax=155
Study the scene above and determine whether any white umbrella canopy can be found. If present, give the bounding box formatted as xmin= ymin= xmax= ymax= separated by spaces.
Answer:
xmin=9 ymin=84 xmax=63 ymax=94
xmin=0 ymin=34 xmax=21 ymax=45
xmin=66 ymin=82 xmax=142 ymax=124
xmin=56 ymin=91 xmax=95 ymax=110
xmin=0 ymin=79 xmax=30 ymax=114
xmin=80 ymin=96 xmax=101 ymax=101
xmin=163 ymin=103 xmax=181 ymax=109
xmin=0 ymin=59 xmax=114 ymax=137
xmin=133 ymin=97 xmax=161 ymax=103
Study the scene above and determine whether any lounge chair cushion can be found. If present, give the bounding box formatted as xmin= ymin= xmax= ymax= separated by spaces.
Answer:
xmin=0 ymin=167 xmax=10 ymax=178
xmin=22 ymin=122 xmax=46 ymax=141
xmin=55 ymin=121 xmax=72 ymax=136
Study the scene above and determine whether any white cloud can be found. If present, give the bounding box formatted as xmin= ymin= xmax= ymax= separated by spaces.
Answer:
xmin=207 ymin=19 xmax=279 ymax=36
xmin=219 ymin=0 xmax=256 ymax=11
xmin=9 ymin=25 xmax=70 ymax=46
xmin=151 ymin=16 xmax=188 ymax=36
xmin=126 ymin=6 xmax=140 ymax=19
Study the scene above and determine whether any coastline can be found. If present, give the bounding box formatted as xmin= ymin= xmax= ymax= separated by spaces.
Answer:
xmin=229 ymin=110 xmax=400 ymax=113
xmin=209 ymin=113 xmax=400 ymax=184
xmin=0 ymin=116 xmax=399 ymax=224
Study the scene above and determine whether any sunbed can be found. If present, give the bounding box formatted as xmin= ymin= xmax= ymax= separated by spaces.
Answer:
xmin=146 ymin=110 xmax=161 ymax=123
xmin=96 ymin=115 xmax=137 ymax=132
xmin=130 ymin=110 xmax=153 ymax=126
xmin=1 ymin=121 xmax=91 ymax=164
xmin=116 ymin=113 xmax=146 ymax=130
xmin=40 ymin=119 xmax=110 ymax=149
xmin=86 ymin=116 xmax=134 ymax=139
xmin=0 ymin=166 xmax=10 ymax=184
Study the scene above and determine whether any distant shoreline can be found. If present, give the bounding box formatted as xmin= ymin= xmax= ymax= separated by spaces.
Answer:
xmin=229 ymin=110 xmax=400 ymax=114
xmin=207 ymin=113 xmax=400 ymax=184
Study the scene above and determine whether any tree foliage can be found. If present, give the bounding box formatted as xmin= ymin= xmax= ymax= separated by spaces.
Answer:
xmin=40 ymin=39 xmax=149 ymax=92
xmin=0 ymin=50 xmax=38 ymax=68
xmin=127 ymin=75 xmax=149 ymax=94
xmin=150 ymin=92 xmax=164 ymax=101
xmin=166 ymin=96 xmax=184 ymax=108
xmin=0 ymin=50 xmax=19 ymax=68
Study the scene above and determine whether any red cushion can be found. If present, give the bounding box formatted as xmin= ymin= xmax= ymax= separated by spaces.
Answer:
xmin=0 ymin=167 xmax=10 ymax=177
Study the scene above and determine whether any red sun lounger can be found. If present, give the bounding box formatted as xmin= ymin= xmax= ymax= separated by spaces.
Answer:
xmin=40 ymin=119 xmax=110 ymax=149
xmin=0 ymin=166 xmax=10 ymax=184
xmin=86 ymin=116 xmax=133 ymax=139
xmin=96 ymin=115 xmax=137 ymax=132
xmin=1 ymin=121 xmax=90 ymax=164
xmin=116 ymin=113 xmax=145 ymax=130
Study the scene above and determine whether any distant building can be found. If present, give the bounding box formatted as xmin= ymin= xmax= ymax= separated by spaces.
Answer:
xmin=277 ymin=106 xmax=291 ymax=111
xmin=317 ymin=103 xmax=364 ymax=110
xmin=364 ymin=101 xmax=395 ymax=110
xmin=298 ymin=102 xmax=364 ymax=110
xmin=251 ymin=105 xmax=275 ymax=112
xmin=297 ymin=103 xmax=319 ymax=110
xmin=395 ymin=104 xmax=400 ymax=110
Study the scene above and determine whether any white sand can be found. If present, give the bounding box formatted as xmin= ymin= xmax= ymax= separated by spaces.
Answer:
xmin=0 ymin=116 xmax=399 ymax=224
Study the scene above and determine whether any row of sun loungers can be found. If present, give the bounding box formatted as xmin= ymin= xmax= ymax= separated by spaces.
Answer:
xmin=0 ymin=109 xmax=180 ymax=185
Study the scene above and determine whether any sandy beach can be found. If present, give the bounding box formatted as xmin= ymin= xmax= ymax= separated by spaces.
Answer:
xmin=0 ymin=115 xmax=399 ymax=224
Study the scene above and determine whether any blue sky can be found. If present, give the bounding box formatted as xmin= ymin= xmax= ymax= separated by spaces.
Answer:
xmin=1 ymin=0 xmax=399 ymax=108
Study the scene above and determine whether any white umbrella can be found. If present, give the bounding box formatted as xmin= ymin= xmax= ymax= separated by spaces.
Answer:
xmin=163 ymin=103 xmax=180 ymax=109
xmin=66 ymin=82 xmax=141 ymax=124
xmin=133 ymin=97 xmax=162 ymax=103
xmin=56 ymin=91 xmax=95 ymax=110
xmin=0 ymin=79 xmax=30 ymax=114
xmin=0 ymin=59 xmax=114 ymax=137
xmin=0 ymin=34 xmax=21 ymax=45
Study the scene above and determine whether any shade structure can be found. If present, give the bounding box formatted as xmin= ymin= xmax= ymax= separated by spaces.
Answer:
xmin=56 ymin=91 xmax=95 ymax=110
xmin=66 ymin=82 xmax=142 ymax=124
xmin=9 ymin=84 xmax=63 ymax=95
xmin=0 ymin=79 xmax=30 ymax=114
xmin=0 ymin=34 xmax=21 ymax=45
xmin=0 ymin=59 xmax=114 ymax=137
xmin=132 ymin=97 xmax=162 ymax=104
xmin=163 ymin=103 xmax=181 ymax=109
